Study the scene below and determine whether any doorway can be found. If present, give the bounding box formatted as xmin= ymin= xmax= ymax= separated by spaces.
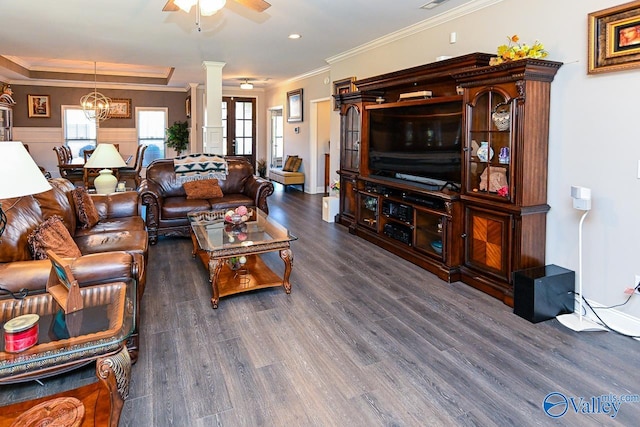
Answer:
xmin=223 ymin=96 xmax=256 ymax=166
xmin=269 ymin=107 xmax=284 ymax=168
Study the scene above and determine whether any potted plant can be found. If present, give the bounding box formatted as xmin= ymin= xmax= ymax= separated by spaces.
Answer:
xmin=256 ymin=158 xmax=267 ymax=178
xmin=165 ymin=121 xmax=190 ymax=156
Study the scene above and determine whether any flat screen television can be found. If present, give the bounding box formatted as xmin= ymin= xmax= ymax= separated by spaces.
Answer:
xmin=368 ymin=102 xmax=462 ymax=190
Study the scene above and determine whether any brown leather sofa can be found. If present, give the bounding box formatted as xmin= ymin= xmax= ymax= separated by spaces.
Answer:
xmin=0 ymin=178 xmax=148 ymax=361
xmin=138 ymin=157 xmax=274 ymax=244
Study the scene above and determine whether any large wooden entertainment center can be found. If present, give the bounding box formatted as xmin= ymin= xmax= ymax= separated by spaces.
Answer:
xmin=334 ymin=53 xmax=561 ymax=306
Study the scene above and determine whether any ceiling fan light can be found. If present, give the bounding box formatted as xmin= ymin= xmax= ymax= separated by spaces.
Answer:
xmin=240 ymin=80 xmax=253 ymax=90
xmin=200 ymin=0 xmax=226 ymax=16
xmin=174 ymin=0 xmax=196 ymax=13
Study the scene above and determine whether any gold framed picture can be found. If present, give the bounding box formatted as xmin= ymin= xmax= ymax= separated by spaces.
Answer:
xmin=108 ymin=98 xmax=131 ymax=119
xmin=589 ymin=1 xmax=640 ymax=73
xmin=28 ymin=95 xmax=50 ymax=118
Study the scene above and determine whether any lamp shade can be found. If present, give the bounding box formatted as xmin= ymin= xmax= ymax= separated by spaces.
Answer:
xmin=0 ymin=141 xmax=51 ymax=199
xmin=200 ymin=0 xmax=226 ymax=16
xmin=84 ymin=143 xmax=127 ymax=194
xmin=174 ymin=0 xmax=197 ymax=12
xmin=83 ymin=144 xmax=127 ymax=169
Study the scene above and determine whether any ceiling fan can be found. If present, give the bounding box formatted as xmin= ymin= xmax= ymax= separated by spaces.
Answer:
xmin=162 ymin=0 xmax=271 ymax=14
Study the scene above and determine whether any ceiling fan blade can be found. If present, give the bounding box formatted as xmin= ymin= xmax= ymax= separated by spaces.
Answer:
xmin=162 ymin=0 xmax=180 ymax=12
xmin=234 ymin=0 xmax=271 ymax=13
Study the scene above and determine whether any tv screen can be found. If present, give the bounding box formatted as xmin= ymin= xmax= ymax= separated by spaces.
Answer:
xmin=368 ymin=102 xmax=462 ymax=187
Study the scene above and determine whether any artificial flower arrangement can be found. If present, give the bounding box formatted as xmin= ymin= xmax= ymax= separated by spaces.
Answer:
xmin=489 ymin=35 xmax=548 ymax=66
xmin=330 ymin=180 xmax=340 ymax=192
xmin=224 ymin=205 xmax=250 ymax=224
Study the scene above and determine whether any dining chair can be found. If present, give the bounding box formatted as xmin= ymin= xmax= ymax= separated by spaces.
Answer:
xmin=53 ymin=146 xmax=83 ymax=184
xmin=83 ymin=148 xmax=96 ymax=162
xmin=119 ymin=145 xmax=148 ymax=188
xmin=61 ymin=145 xmax=73 ymax=162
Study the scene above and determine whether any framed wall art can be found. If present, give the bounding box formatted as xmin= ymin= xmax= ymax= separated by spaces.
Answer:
xmin=333 ymin=77 xmax=356 ymax=110
xmin=27 ymin=95 xmax=50 ymax=118
xmin=589 ymin=0 xmax=640 ymax=73
xmin=108 ymin=98 xmax=131 ymax=119
xmin=287 ymin=88 xmax=303 ymax=122
xmin=185 ymin=95 xmax=191 ymax=118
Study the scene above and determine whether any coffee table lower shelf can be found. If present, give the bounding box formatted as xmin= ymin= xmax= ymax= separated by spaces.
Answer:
xmin=193 ymin=244 xmax=293 ymax=308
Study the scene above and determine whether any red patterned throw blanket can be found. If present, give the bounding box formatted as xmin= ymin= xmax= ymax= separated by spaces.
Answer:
xmin=173 ymin=153 xmax=228 ymax=183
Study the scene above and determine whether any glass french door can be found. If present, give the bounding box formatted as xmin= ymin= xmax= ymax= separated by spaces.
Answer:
xmin=222 ymin=97 xmax=256 ymax=166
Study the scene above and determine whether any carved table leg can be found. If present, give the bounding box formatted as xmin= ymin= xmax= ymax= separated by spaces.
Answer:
xmin=96 ymin=345 xmax=132 ymax=427
xmin=209 ymin=257 xmax=225 ymax=309
xmin=279 ymin=248 xmax=293 ymax=294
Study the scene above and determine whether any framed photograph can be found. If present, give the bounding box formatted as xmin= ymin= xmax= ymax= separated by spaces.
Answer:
xmin=108 ymin=98 xmax=131 ymax=119
xmin=589 ymin=1 xmax=640 ymax=74
xmin=333 ymin=77 xmax=356 ymax=110
xmin=287 ymin=88 xmax=303 ymax=122
xmin=185 ymin=95 xmax=191 ymax=118
xmin=27 ymin=95 xmax=50 ymax=118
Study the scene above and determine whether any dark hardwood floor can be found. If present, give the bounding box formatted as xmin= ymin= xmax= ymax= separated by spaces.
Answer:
xmin=2 ymin=185 xmax=640 ymax=426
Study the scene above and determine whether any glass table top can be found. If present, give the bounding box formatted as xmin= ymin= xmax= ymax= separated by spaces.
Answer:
xmin=189 ymin=208 xmax=297 ymax=253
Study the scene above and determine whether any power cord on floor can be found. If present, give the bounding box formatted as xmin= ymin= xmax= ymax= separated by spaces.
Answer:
xmin=566 ymin=282 xmax=640 ymax=339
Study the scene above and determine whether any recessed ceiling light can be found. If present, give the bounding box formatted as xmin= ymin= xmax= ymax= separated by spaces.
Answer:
xmin=288 ymin=33 xmax=301 ymax=40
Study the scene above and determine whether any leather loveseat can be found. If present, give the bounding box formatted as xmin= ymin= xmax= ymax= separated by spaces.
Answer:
xmin=138 ymin=157 xmax=274 ymax=244
xmin=0 ymin=178 xmax=148 ymax=361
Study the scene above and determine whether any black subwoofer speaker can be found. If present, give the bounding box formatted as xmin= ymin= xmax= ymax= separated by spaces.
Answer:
xmin=513 ymin=265 xmax=575 ymax=323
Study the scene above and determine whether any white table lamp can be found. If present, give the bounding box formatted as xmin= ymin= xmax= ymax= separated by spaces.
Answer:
xmin=84 ymin=143 xmax=127 ymax=194
xmin=0 ymin=141 xmax=52 ymax=237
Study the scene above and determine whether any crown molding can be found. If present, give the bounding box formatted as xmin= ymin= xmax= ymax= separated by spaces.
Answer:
xmin=326 ymin=0 xmax=504 ymax=65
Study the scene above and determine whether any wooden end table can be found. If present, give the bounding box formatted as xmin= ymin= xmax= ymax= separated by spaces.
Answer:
xmin=0 ymin=280 xmax=136 ymax=427
xmin=188 ymin=208 xmax=297 ymax=308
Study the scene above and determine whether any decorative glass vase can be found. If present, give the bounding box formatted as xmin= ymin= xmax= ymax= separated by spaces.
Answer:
xmin=477 ymin=141 xmax=494 ymax=162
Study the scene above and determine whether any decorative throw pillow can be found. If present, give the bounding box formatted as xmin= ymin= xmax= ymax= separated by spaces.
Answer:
xmin=27 ymin=215 xmax=82 ymax=260
xmin=183 ymin=179 xmax=224 ymax=199
xmin=282 ymin=155 xmax=298 ymax=172
xmin=71 ymin=187 xmax=100 ymax=229
xmin=291 ymin=157 xmax=303 ymax=172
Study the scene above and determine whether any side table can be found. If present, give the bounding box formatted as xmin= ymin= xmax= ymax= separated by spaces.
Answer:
xmin=0 ymin=280 xmax=136 ymax=426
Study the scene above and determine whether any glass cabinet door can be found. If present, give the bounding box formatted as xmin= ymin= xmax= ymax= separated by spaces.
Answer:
xmin=358 ymin=193 xmax=378 ymax=230
xmin=0 ymin=106 xmax=12 ymax=141
xmin=414 ymin=210 xmax=446 ymax=259
xmin=341 ymin=105 xmax=360 ymax=172
xmin=465 ymin=90 xmax=513 ymax=202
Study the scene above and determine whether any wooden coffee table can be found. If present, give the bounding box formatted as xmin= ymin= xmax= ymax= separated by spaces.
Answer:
xmin=188 ymin=209 xmax=297 ymax=308
xmin=0 ymin=280 xmax=136 ymax=427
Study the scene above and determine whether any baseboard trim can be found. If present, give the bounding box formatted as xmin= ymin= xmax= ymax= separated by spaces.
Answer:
xmin=584 ymin=299 xmax=640 ymax=341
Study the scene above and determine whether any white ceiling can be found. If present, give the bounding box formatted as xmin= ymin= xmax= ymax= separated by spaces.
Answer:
xmin=0 ymin=0 xmax=476 ymax=90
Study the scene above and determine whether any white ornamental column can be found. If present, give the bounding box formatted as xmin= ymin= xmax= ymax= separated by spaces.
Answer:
xmin=202 ymin=61 xmax=225 ymax=154
xmin=188 ymin=82 xmax=199 ymax=153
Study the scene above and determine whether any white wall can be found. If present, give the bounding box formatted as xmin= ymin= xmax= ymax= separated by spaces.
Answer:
xmin=265 ymin=70 xmax=332 ymax=193
xmin=323 ymin=0 xmax=640 ymax=325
